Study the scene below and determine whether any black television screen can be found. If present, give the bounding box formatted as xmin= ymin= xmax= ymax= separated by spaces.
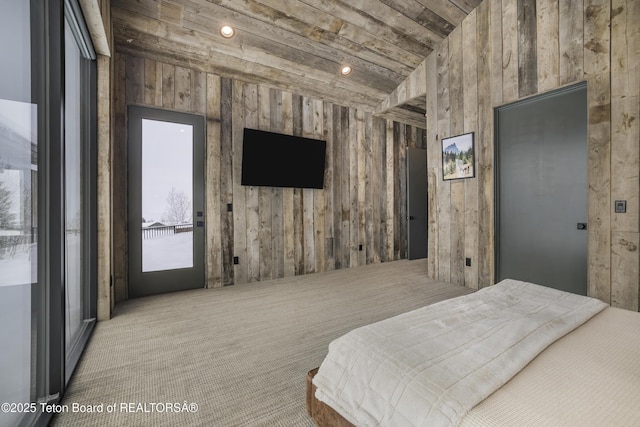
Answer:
xmin=241 ymin=128 xmax=326 ymax=189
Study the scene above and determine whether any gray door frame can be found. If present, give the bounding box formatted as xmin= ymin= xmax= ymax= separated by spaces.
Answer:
xmin=127 ymin=105 xmax=205 ymax=298
xmin=495 ymin=82 xmax=588 ymax=295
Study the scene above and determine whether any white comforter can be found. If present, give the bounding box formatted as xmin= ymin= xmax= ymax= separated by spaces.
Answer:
xmin=313 ymin=279 xmax=607 ymax=427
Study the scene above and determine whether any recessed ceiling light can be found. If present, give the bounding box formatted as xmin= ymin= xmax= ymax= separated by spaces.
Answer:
xmin=340 ymin=65 xmax=352 ymax=76
xmin=220 ymin=25 xmax=235 ymax=38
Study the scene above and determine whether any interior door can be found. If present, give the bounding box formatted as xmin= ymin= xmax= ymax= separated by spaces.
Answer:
xmin=128 ymin=106 xmax=205 ymax=297
xmin=496 ymin=83 xmax=587 ymax=295
xmin=407 ymin=147 xmax=428 ymax=260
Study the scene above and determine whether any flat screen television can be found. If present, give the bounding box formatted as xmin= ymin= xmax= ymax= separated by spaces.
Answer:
xmin=241 ymin=128 xmax=327 ymax=189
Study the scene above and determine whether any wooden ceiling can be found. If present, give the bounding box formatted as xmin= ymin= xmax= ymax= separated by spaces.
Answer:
xmin=111 ymin=0 xmax=481 ymax=127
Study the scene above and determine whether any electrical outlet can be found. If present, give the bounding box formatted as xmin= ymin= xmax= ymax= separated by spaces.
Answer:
xmin=465 ymin=258 xmax=471 ymax=267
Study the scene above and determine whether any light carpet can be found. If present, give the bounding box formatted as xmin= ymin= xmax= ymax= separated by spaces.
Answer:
xmin=51 ymin=260 xmax=472 ymax=427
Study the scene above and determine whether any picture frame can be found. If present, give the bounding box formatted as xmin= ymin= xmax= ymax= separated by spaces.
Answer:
xmin=442 ymin=132 xmax=475 ymax=181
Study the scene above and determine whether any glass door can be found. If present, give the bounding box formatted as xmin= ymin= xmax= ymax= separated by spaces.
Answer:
xmin=128 ymin=106 xmax=204 ymax=297
xmin=0 ymin=1 xmax=41 ymax=426
xmin=1 ymin=1 xmax=97 ymax=425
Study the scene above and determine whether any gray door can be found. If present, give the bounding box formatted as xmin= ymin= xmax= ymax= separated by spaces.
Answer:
xmin=496 ymin=83 xmax=587 ymax=295
xmin=128 ymin=106 xmax=205 ymax=297
xmin=407 ymin=147 xmax=428 ymax=260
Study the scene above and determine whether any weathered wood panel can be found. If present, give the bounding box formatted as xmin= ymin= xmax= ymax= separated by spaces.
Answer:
xmin=301 ymin=97 xmax=318 ymax=274
xmin=292 ymin=95 xmax=305 ymax=275
xmin=236 ymin=80 xmax=251 ymax=283
xmin=425 ymin=52 xmax=438 ymax=279
xmin=385 ymin=120 xmax=395 ymax=261
xmin=585 ymin=0 xmax=611 ymax=303
xmin=122 ymin=53 xmax=143 ymax=301
xmin=436 ymin=39 xmax=451 ymax=282
xmin=257 ymin=85 xmax=273 ymax=280
xmin=270 ymin=89 xmax=286 ymax=279
xmin=462 ymin=10 xmax=479 ymax=290
xmin=502 ymin=0 xmax=519 ymax=103
xmin=448 ymin=26 xmax=465 ymax=287
xmin=342 ymin=107 xmax=353 ymax=267
xmin=144 ymin=58 xmax=162 ymax=106
xmin=376 ymin=117 xmax=388 ymax=263
xmin=113 ymin=52 xmax=127 ymax=302
xmin=220 ymin=77 xmax=235 ymax=285
xmin=517 ymin=0 xmax=538 ymax=97
xmin=394 ymin=121 xmax=407 ymax=260
xmin=357 ymin=110 xmax=367 ymax=267
xmin=490 ymin=0 xmax=503 ymax=107
xmin=536 ymin=0 xmax=559 ymax=92
xmin=364 ymin=113 xmax=375 ymax=264
xmin=126 ymin=55 xmax=144 ymax=104
xmin=323 ymin=101 xmax=335 ymax=271
xmin=174 ymin=66 xmax=191 ymax=111
xmin=191 ymin=70 xmax=206 ymax=115
xmin=205 ymin=73 xmax=222 ymax=288
xmin=611 ymin=233 xmax=640 ymax=311
xmin=482 ymin=0 xmax=498 ymax=288
xmin=309 ymin=98 xmax=326 ymax=273
xmin=611 ymin=0 xmax=640 ymax=98
xmin=371 ymin=117 xmax=384 ymax=264
xmin=244 ymin=83 xmax=260 ymax=283
xmin=349 ymin=109 xmax=360 ymax=266
xmin=282 ymin=91 xmax=296 ymax=277
xmin=159 ymin=0 xmax=183 ymax=26
xmin=559 ymin=0 xmax=584 ymax=84
xmin=332 ymin=105 xmax=344 ymax=269
xmin=159 ymin=63 xmax=174 ymax=109
xmin=376 ymin=59 xmax=427 ymax=120
xmin=611 ymin=0 xmax=640 ymax=235
xmin=609 ymin=0 xmax=639 ymax=309
xmin=96 ymin=53 xmax=112 ymax=320
xmin=611 ymin=95 xmax=639 ymax=234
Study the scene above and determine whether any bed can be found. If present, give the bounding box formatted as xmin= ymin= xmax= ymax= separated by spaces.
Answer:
xmin=306 ymin=279 xmax=640 ymax=426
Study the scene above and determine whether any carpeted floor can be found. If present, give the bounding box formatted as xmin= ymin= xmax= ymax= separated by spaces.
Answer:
xmin=51 ymin=260 xmax=472 ymax=427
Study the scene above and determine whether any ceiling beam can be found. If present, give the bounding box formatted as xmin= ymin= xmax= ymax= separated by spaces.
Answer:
xmin=376 ymin=58 xmax=427 ymax=115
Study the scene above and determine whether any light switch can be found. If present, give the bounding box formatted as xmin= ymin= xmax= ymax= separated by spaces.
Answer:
xmin=615 ymin=200 xmax=627 ymax=213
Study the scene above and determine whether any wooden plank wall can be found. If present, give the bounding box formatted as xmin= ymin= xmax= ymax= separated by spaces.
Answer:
xmin=96 ymin=0 xmax=112 ymax=320
xmin=112 ymin=53 xmax=426 ymax=295
xmin=426 ymin=0 xmax=640 ymax=310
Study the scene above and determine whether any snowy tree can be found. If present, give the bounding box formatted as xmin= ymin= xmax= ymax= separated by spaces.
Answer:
xmin=162 ymin=187 xmax=191 ymax=224
xmin=0 ymin=180 xmax=15 ymax=229
xmin=0 ymin=180 xmax=16 ymax=258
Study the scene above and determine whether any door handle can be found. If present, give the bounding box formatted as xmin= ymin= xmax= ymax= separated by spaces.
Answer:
xmin=577 ymin=223 xmax=587 ymax=230
xmin=409 ymin=216 xmax=415 ymax=220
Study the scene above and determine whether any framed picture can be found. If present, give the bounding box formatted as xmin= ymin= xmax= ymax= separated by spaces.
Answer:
xmin=442 ymin=132 xmax=475 ymax=180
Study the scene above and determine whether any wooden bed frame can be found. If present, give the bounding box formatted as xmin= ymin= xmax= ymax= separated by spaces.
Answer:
xmin=306 ymin=368 xmax=353 ymax=427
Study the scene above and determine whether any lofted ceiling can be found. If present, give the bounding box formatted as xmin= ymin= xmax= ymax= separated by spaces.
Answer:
xmin=111 ymin=0 xmax=481 ymax=127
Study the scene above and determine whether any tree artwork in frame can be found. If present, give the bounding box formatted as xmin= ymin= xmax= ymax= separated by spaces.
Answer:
xmin=442 ymin=132 xmax=475 ymax=180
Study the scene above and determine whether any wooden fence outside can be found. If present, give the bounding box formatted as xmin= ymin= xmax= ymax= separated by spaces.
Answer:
xmin=142 ymin=224 xmax=193 ymax=239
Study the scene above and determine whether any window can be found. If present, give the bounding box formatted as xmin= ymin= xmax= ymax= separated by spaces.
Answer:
xmin=0 ymin=1 xmax=97 ymax=424
xmin=0 ymin=1 xmax=41 ymax=426
xmin=63 ymin=0 xmax=97 ymax=381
